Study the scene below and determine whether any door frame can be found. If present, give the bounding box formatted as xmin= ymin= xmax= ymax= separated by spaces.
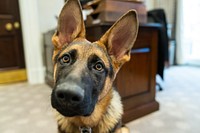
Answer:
xmin=19 ymin=0 xmax=45 ymax=84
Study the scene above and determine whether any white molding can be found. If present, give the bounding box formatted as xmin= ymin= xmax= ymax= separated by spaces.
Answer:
xmin=19 ymin=0 xmax=45 ymax=84
xmin=176 ymin=0 xmax=185 ymax=65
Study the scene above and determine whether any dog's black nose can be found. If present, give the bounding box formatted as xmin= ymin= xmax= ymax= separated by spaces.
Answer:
xmin=55 ymin=83 xmax=84 ymax=105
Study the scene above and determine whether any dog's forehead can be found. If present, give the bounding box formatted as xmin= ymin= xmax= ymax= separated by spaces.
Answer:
xmin=59 ymin=40 xmax=110 ymax=64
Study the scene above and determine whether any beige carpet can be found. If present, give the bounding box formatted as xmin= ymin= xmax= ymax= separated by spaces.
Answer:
xmin=0 ymin=66 xmax=200 ymax=133
xmin=0 ymin=83 xmax=57 ymax=133
xmin=127 ymin=66 xmax=200 ymax=133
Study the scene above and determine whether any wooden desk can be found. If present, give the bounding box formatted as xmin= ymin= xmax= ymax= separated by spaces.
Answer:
xmin=86 ymin=23 xmax=160 ymax=123
xmin=43 ymin=23 xmax=160 ymax=123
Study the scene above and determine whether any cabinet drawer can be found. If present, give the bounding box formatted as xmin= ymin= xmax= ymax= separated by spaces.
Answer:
xmin=116 ymin=51 xmax=151 ymax=98
xmin=134 ymin=28 xmax=154 ymax=49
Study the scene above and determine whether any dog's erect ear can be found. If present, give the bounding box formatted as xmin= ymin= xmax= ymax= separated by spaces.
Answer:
xmin=52 ymin=0 xmax=85 ymax=49
xmin=99 ymin=10 xmax=138 ymax=65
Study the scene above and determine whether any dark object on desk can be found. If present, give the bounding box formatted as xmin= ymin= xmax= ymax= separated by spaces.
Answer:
xmin=86 ymin=23 xmax=160 ymax=123
xmin=148 ymin=9 xmax=169 ymax=91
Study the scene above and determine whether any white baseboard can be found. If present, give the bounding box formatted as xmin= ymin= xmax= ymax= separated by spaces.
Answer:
xmin=27 ymin=67 xmax=46 ymax=84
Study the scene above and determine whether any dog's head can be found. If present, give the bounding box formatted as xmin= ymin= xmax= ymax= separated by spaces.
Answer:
xmin=51 ymin=0 xmax=138 ymax=117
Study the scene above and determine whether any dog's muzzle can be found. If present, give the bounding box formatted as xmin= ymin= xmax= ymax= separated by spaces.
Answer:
xmin=51 ymin=82 xmax=94 ymax=116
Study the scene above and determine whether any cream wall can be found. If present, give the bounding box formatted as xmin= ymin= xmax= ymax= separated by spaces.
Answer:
xmin=19 ymin=0 xmax=64 ymax=84
xmin=145 ymin=0 xmax=155 ymax=10
xmin=37 ymin=0 xmax=64 ymax=33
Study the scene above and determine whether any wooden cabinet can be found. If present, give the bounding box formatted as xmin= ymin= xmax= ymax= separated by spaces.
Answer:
xmin=43 ymin=23 xmax=160 ymax=123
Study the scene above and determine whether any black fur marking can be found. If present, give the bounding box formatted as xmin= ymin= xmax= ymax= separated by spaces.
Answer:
xmin=53 ymin=45 xmax=68 ymax=64
xmin=87 ymin=54 xmax=108 ymax=93
xmin=108 ymin=60 xmax=114 ymax=78
xmin=54 ymin=54 xmax=60 ymax=64
xmin=58 ymin=49 xmax=77 ymax=65
xmin=55 ymin=49 xmax=77 ymax=84
xmin=93 ymin=43 xmax=114 ymax=78
xmin=109 ymin=119 xmax=122 ymax=133
xmin=58 ymin=125 xmax=66 ymax=133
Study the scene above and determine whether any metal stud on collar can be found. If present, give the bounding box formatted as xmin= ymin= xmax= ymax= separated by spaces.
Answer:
xmin=79 ymin=127 xmax=92 ymax=133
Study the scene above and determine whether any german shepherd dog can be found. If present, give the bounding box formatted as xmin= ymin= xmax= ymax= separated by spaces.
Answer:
xmin=51 ymin=0 xmax=138 ymax=132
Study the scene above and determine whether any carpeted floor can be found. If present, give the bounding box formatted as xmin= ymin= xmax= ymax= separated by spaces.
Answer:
xmin=127 ymin=66 xmax=200 ymax=133
xmin=0 ymin=66 xmax=200 ymax=133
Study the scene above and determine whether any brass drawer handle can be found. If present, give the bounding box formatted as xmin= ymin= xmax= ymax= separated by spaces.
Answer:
xmin=14 ymin=22 xmax=20 ymax=29
xmin=5 ymin=23 xmax=13 ymax=31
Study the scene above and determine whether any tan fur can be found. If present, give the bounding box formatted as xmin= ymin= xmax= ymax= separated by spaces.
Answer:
xmin=51 ymin=0 xmax=138 ymax=132
xmin=115 ymin=127 xmax=130 ymax=133
xmin=52 ymin=39 xmax=125 ymax=133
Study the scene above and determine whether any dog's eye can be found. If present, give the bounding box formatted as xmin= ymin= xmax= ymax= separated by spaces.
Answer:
xmin=60 ymin=54 xmax=70 ymax=64
xmin=94 ymin=62 xmax=104 ymax=71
